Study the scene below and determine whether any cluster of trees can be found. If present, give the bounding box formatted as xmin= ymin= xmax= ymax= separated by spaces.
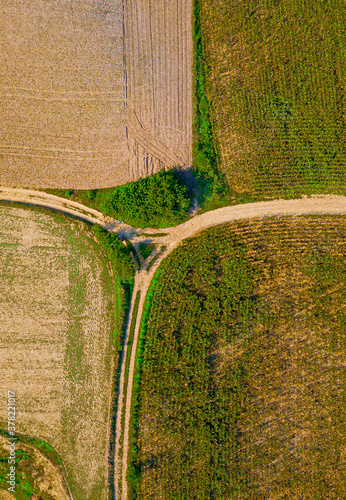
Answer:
xmin=94 ymin=170 xmax=191 ymax=228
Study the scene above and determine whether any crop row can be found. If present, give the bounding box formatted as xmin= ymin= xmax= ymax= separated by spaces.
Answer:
xmin=197 ymin=0 xmax=346 ymax=200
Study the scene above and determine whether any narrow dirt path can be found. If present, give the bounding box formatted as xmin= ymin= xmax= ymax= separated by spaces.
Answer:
xmin=0 ymin=187 xmax=107 ymax=225
xmin=1 ymin=189 xmax=346 ymax=500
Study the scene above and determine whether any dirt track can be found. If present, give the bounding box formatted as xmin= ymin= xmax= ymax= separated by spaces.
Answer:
xmin=1 ymin=190 xmax=346 ymax=499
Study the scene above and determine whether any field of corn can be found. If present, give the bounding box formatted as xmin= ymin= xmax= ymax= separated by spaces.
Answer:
xmin=196 ymin=0 xmax=346 ymax=200
xmin=129 ymin=216 xmax=346 ymax=499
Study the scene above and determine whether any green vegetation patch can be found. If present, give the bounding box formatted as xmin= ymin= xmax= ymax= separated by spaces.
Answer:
xmin=49 ymin=170 xmax=191 ymax=228
xmin=98 ymin=170 xmax=190 ymax=227
xmin=0 ymin=431 xmax=68 ymax=500
xmin=138 ymin=242 xmax=156 ymax=261
xmin=193 ymin=0 xmax=226 ymax=200
xmin=91 ymin=225 xmax=135 ymax=282
xmin=198 ymin=0 xmax=346 ymax=200
xmin=130 ymin=216 xmax=346 ymax=499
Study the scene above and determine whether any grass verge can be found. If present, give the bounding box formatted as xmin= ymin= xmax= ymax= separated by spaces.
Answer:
xmin=192 ymin=0 xmax=226 ymax=205
xmin=0 ymin=429 xmax=70 ymax=500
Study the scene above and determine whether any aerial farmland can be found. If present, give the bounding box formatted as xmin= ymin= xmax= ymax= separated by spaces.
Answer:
xmin=131 ymin=216 xmax=346 ymax=499
xmin=195 ymin=0 xmax=346 ymax=201
xmin=0 ymin=0 xmax=346 ymax=500
xmin=0 ymin=0 xmax=192 ymax=189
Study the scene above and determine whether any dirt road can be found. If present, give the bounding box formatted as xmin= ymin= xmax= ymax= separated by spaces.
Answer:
xmin=1 ymin=189 xmax=346 ymax=499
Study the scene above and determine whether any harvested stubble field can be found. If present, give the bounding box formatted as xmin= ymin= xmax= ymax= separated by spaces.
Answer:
xmin=0 ymin=205 xmax=119 ymax=500
xmin=197 ymin=0 xmax=346 ymax=199
xmin=130 ymin=216 xmax=346 ymax=499
xmin=0 ymin=0 xmax=192 ymax=189
xmin=124 ymin=0 xmax=193 ymax=178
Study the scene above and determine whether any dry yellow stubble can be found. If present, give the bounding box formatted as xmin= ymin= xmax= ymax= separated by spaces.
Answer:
xmin=0 ymin=1 xmax=192 ymax=189
xmin=0 ymin=205 xmax=116 ymax=500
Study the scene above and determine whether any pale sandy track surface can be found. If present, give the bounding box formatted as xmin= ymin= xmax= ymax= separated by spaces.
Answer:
xmin=0 ymin=187 xmax=107 ymax=224
xmin=0 ymin=0 xmax=192 ymax=189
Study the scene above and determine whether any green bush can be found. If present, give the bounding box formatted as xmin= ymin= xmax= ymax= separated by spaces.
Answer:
xmin=138 ymin=242 xmax=156 ymax=261
xmin=91 ymin=226 xmax=134 ymax=283
xmin=96 ymin=170 xmax=191 ymax=228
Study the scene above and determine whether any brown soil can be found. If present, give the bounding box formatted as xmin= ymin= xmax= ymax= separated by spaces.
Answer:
xmin=124 ymin=0 xmax=193 ymax=178
xmin=0 ymin=1 xmax=192 ymax=189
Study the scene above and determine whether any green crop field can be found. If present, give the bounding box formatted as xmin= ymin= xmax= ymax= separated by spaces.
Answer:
xmin=195 ymin=0 xmax=346 ymax=203
xmin=129 ymin=216 xmax=346 ymax=499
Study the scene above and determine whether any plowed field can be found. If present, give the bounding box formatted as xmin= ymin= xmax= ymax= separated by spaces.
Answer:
xmin=0 ymin=205 xmax=116 ymax=500
xmin=0 ymin=0 xmax=192 ymax=189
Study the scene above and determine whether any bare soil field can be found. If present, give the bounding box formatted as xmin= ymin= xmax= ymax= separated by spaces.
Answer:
xmin=0 ymin=205 xmax=116 ymax=500
xmin=0 ymin=0 xmax=192 ymax=189
xmin=124 ymin=0 xmax=193 ymax=178
xmin=0 ymin=491 xmax=16 ymax=500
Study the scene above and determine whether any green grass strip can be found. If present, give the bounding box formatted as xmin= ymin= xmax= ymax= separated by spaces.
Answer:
xmin=193 ymin=0 xmax=226 ymax=199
